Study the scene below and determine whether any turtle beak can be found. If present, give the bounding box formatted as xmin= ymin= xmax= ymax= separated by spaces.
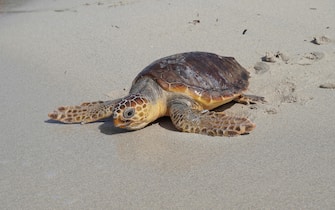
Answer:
xmin=113 ymin=118 xmax=130 ymax=129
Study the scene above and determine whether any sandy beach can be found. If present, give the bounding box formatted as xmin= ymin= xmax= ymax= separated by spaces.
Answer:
xmin=1 ymin=0 xmax=335 ymax=209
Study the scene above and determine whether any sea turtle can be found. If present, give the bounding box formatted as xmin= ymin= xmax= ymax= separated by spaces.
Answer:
xmin=48 ymin=52 xmax=263 ymax=136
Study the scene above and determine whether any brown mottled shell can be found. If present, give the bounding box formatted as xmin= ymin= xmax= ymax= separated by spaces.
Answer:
xmin=133 ymin=52 xmax=250 ymax=109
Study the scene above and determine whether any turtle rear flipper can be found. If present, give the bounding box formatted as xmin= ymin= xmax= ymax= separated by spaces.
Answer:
xmin=169 ymin=101 xmax=255 ymax=136
xmin=48 ymin=100 xmax=117 ymax=124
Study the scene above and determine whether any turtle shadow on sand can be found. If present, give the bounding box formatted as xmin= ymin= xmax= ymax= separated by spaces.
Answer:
xmin=157 ymin=117 xmax=179 ymax=132
xmin=99 ymin=117 xmax=179 ymax=135
xmin=99 ymin=101 xmax=238 ymax=135
xmin=98 ymin=121 xmax=130 ymax=135
xmin=45 ymin=119 xmax=61 ymax=124
xmin=46 ymin=116 xmax=179 ymax=135
xmin=46 ymin=118 xmax=128 ymax=135
xmin=46 ymin=118 xmax=107 ymax=125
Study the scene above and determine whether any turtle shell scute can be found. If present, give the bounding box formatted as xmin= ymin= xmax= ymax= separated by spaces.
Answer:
xmin=133 ymin=52 xmax=250 ymax=105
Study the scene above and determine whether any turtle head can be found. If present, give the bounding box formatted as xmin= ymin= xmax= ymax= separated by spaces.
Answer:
xmin=113 ymin=94 xmax=153 ymax=130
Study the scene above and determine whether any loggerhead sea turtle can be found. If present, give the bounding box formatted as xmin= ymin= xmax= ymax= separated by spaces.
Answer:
xmin=48 ymin=52 xmax=263 ymax=136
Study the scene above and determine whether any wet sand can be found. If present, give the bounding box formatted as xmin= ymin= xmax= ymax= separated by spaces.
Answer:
xmin=1 ymin=0 xmax=335 ymax=209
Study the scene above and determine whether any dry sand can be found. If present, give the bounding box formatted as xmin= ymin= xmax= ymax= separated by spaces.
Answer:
xmin=1 ymin=0 xmax=335 ymax=209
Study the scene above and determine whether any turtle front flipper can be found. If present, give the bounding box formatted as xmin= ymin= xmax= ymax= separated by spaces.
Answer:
xmin=48 ymin=100 xmax=118 ymax=124
xmin=169 ymin=101 xmax=255 ymax=136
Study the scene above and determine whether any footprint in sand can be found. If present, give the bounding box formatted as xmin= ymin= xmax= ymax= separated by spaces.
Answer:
xmin=295 ymin=51 xmax=325 ymax=65
xmin=262 ymin=51 xmax=290 ymax=63
xmin=312 ymin=35 xmax=332 ymax=45
xmin=256 ymin=51 xmax=290 ymax=75
xmin=261 ymin=50 xmax=325 ymax=66
xmin=254 ymin=62 xmax=270 ymax=74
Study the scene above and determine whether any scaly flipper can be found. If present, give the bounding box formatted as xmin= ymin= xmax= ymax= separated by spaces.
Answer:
xmin=169 ymin=100 xmax=255 ymax=136
xmin=48 ymin=100 xmax=119 ymax=124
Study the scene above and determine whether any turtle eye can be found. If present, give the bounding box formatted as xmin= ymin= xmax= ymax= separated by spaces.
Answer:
xmin=123 ymin=107 xmax=135 ymax=118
